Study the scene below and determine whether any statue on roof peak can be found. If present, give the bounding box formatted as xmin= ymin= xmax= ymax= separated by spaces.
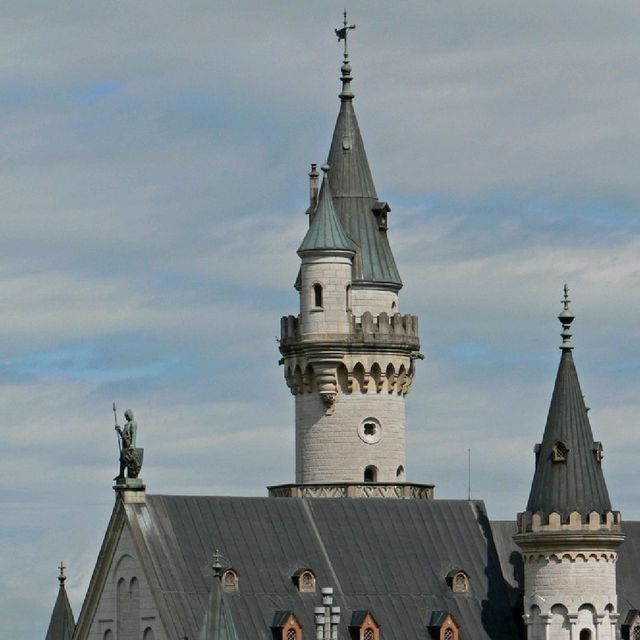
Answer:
xmin=113 ymin=404 xmax=143 ymax=481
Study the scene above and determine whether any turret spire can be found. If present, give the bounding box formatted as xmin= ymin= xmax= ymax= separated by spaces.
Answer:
xmin=45 ymin=562 xmax=76 ymax=640
xmin=558 ymin=283 xmax=575 ymax=351
xmin=335 ymin=10 xmax=356 ymax=100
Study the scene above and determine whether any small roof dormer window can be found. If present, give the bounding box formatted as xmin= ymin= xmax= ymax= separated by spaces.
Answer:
xmin=445 ymin=569 xmax=470 ymax=594
xmin=349 ymin=611 xmax=380 ymax=640
xmin=222 ymin=568 xmax=239 ymax=593
xmin=292 ymin=568 xmax=316 ymax=593
xmin=427 ymin=611 xmax=460 ymax=640
xmin=552 ymin=440 xmax=569 ymax=463
xmin=272 ymin=611 xmax=302 ymax=640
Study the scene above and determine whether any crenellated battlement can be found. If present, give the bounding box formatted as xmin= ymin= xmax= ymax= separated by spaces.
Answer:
xmin=280 ymin=311 xmax=419 ymax=347
xmin=517 ymin=509 xmax=622 ymax=535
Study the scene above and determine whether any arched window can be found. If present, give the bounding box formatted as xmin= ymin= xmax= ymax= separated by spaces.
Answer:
xmin=222 ymin=568 xmax=239 ymax=592
xmin=579 ymin=630 xmax=592 ymax=640
xmin=103 ymin=631 xmax=114 ymax=640
xmin=363 ymin=628 xmax=374 ymax=640
xmin=633 ymin=626 xmax=640 ymax=640
xmin=446 ymin=569 xmax=470 ymax=593
xmin=396 ymin=465 xmax=405 ymax=481
xmin=444 ymin=629 xmax=454 ymax=640
xmin=292 ymin=568 xmax=316 ymax=593
xmin=143 ymin=628 xmax=155 ymax=640
xmin=552 ymin=440 xmax=568 ymax=462
xmin=313 ymin=283 xmax=323 ymax=308
xmin=364 ymin=466 xmax=377 ymax=483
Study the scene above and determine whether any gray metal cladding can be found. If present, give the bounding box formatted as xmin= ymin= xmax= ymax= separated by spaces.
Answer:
xmin=525 ymin=351 xmax=612 ymax=517
xmin=125 ymin=495 xmax=519 ymax=640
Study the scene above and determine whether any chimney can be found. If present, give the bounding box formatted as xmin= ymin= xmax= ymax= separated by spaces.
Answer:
xmin=307 ymin=163 xmax=320 ymax=222
xmin=315 ymin=587 xmax=340 ymax=640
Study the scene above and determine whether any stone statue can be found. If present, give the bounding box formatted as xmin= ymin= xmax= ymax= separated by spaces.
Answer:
xmin=113 ymin=404 xmax=144 ymax=480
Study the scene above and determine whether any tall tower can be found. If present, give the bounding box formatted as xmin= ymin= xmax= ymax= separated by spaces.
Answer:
xmin=277 ymin=16 xmax=422 ymax=491
xmin=514 ymin=286 xmax=624 ymax=640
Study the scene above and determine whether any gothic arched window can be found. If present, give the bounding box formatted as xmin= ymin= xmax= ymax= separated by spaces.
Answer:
xmin=222 ymin=568 xmax=239 ymax=592
xmin=633 ymin=626 xmax=640 ymax=640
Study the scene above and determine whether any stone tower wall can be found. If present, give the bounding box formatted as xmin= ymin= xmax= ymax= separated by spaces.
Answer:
xmin=299 ymin=254 xmax=352 ymax=336
xmin=295 ymin=390 xmax=406 ymax=483
xmin=523 ymin=552 xmax=618 ymax=640
xmin=350 ymin=286 xmax=399 ymax=317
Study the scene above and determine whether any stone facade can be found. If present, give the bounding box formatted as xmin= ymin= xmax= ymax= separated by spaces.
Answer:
xmin=84 ymin=524 xmax=164 ymax=640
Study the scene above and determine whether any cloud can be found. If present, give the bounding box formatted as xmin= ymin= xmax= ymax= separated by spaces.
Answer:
xmin=2 ymin=3 xmax=640 ymax=639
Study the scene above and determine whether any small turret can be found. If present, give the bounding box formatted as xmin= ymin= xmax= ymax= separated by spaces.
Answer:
xmin=45 ymin=562 xmax=75 ymax=640
xmin=514 ymin=287 xmax=623 ymax=640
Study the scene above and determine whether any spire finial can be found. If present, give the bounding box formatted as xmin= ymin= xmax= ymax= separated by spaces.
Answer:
xmin=212 ymin=549 xmax=223 ymax=578
xmin=58 ymin=561 xmax=66 ymax=586
xmin=335 ymin=10 xmax=356 ymax=100
xmin=558 ymin=283 xmax=575 ymax=351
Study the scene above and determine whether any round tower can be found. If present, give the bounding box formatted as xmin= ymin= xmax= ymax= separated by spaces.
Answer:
xmin=277 ymin=20 xmax=423 ymax=493
xmin=514 ymin=286 xmax=624 ymax=640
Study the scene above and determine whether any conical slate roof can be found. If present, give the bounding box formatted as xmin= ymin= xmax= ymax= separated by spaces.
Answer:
xmin=45 ymin=572 xmax=75 ymax=640
xmin=526 ymin=345 xmax=612 ymax=517
xmin=325 ymin=65 xmax=402 ymax=287
xmin=298 ymin=170 xmax=353 ymax=254
xmin=198 ymin=570 xmax=239 ymax=640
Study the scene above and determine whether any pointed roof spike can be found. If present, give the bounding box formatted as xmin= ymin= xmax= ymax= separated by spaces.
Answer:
xmin=559 ymin=283 xmax=575 ymax=351
xmin=198 ymin=553 xmax=239 ymax=640
xmin=335 ymin=10 xmax=356 ymax=100
xmin=45 ymin=562 xmax=76 ymax=640
xmin=524 ymin=291 xmax=612 ymax=517
xmin=298 ymin=165 xmax=354 ymax=254
xmin=325 ymin=18 xmax=403 ymax=288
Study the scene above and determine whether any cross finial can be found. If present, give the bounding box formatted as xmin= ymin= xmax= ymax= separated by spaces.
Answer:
xmin=558 ymin=283 xmax=575 ymax=351
xmin=212 ymin=549 xmax=223 ymax=577
xmin=58 ymin=561 xmax=66 ymax=586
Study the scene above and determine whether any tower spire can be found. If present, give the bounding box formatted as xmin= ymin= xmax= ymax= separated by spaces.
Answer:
xmin=335 ymin=10 xmax=356 ymax=100
xmin=558 ymin=283 xmax=574 ymax=351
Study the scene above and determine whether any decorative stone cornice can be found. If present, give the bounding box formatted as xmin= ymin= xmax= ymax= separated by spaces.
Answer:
xmin=267 ymin=482 xmax=434 ymax=499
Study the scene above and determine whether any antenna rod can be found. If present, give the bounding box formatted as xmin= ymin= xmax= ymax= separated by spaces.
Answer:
xmin=467 ymin=448 xmax=471 ymax=501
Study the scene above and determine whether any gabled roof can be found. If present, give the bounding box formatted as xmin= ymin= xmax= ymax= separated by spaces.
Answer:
xmin=325 ymin=62 xmax=402 ymax=288
xmin=122 ymin=495 xmax=518 ymax=640
xmin=298 ymin=172 xmax=353 ymax=254
xmin=525 ymin=349 xmax=612 ymax=516
xmin=45 ymin=574 xmax=75 ymax=640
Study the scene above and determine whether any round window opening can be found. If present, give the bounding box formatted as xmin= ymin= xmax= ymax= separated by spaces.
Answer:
xmin=358 ymin=418 xmax=382 ymax=444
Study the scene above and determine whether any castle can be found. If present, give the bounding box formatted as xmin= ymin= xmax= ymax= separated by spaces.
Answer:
xmin=45 ymin=18 xmax=640 ymax=640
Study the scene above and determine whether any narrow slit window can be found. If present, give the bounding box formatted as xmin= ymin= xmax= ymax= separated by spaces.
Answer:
xmin=313 ymin=283 xmax=323 ymax=308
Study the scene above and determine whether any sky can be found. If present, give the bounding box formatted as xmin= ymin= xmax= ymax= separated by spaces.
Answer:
xmin=2 ymin=2 xmax=640 ymax=638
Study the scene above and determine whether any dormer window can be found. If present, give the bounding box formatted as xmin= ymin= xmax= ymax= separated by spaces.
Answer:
xmin=313 ymin=283 xmax=323 ymax=309
xmin=372 ymin=201 xmax=390 ymax=231
xmin=593 ymin=441 xmax=603 ymax=463
xmin=427 ymin=611 xmax=460 ymax=640
xmin=446 ymin=569 xmax=470 ymax=593
xmin=272 ymin=611 xmax=302 ymax=640
xmin=222 ymin=568 xmax=239 ymax=592
xmin=349 ymin=611 xmax=380 ymax=640
xmin=292 ymin=568 xmax=316 ymax=593
xmin=552 ymin=440 xmax=569 ymax=463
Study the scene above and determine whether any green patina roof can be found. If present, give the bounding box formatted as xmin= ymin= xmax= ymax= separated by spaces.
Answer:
xmin=326 ymin=92 xmax=402 ymax=288
xmin=198 ymin=573 xmax=239 ymax=640
xmin=298 ymin=173 xmax=353 ymax=254
xmin=45 ymin=579 xmax=75 ymax=640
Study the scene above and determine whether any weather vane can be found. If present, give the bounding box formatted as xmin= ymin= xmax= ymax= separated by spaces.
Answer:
xmin=335 ymin=10 xmax=356 ymax=57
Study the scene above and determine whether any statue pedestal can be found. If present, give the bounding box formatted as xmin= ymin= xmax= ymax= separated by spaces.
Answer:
xmin=113 ymin=477 xmax=146 ymax=503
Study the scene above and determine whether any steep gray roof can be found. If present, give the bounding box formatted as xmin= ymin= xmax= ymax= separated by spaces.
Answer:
xmin=525 ymin=350 xmax=612 ymax=516
xmin=45 ymin=577 xmax=75 ymax=640
xmin=298 ymin=174 xmax=353 ymax=254
xmin=326 ymin=92 xmax=402 ymax=288
xmin=125 ymin=495 xmax=518 ymax=640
